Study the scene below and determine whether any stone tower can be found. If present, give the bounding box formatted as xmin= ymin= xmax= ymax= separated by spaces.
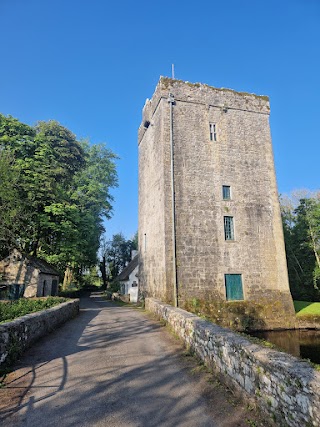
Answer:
xmin=138 ymin=77 xmax=295 ymax=330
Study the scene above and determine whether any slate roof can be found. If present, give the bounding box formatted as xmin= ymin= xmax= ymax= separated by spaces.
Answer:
xmin=1 ymin=249 xmax=60 ymax=276
xmin=117 ymin=254 xmax=139 ymax=281
xmin=26 ymin=255 xmax=60 ymax=276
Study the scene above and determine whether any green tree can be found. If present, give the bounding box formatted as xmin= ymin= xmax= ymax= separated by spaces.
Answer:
xmin=0 ymin=114 xmax=118 ymax=288
xmin=0 ymin=115 xmax=36 ymax=256
xmin=0 ymin=147 xmax=25 ymax=257
xmin=42 ymin=141 xmax=118 ymax=288
xmin=280 ymin=191 xmax=320 ymax=301
xmin=100 ymin=233 xmax=137 ymax=288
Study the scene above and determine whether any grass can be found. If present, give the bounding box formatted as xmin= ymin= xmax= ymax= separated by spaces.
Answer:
xmin=294 ymin=301 xmax=320 ymax=316
xmin=0 ymin=297 xmax=68 ymax=323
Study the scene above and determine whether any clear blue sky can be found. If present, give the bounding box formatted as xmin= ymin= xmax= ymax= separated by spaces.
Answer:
xmin=0 ymin=0 xmax=319 ymax=240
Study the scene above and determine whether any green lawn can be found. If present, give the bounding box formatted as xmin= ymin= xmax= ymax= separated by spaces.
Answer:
xmin=294 ymin=301 xmax=320 ymax=316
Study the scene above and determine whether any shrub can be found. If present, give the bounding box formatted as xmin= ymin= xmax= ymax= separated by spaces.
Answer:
xmin=0 ymin=297 xmax=68 ymax=323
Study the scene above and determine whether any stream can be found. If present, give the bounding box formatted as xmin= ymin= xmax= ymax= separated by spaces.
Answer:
xmin=248 ymin=329 xmax=320 ymax=364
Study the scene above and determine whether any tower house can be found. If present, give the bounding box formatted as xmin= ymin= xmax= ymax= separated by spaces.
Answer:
xmin=138 ymin=77 xmax=295 ymax=330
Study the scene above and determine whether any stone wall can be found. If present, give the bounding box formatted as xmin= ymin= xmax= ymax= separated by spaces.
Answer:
xmin=297 ymin=316 xmax=320 ymax=330
xmin=139 ymin=98 xmax=173 ymax=303
xmin=146 ymin=297 xmax=320 ymax=427
xmin=0 ymin=250 xmax=59 ymax=298
xmin=0 ymin=254 xmax=39 ymax=298
xmin=0 ymin=299 xmax=79 ymax=369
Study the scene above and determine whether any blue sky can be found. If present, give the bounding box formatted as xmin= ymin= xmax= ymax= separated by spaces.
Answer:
xmin=0 ymin=0 xmax=319 ymax=240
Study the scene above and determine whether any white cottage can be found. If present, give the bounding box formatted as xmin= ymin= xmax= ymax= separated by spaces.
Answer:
xmin=117 ymin=252 xmax=139 ymax=302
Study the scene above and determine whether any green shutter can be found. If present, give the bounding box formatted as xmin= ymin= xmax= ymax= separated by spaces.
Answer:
xmin=225 ymin=274 xmax=244 ymax=300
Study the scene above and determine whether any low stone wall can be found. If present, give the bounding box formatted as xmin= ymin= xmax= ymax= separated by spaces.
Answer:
xmin=297 ymin=316 xmax=320 ymax=330
xmin=0 ymin=299 xmax=79 ymax=369
xmin=146 ymin=298 xmax=320 ymax=427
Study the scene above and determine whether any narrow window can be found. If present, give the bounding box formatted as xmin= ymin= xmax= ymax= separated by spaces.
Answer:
xmin=222 ymin=185 xmax=231 ymax=200
xmin=224 ymin=216 xmax=234 ymax=240
xmin=225 ymin=274 xmax=244 ymax=300
xmin=209 ymin=123 xmax=217 ymax=141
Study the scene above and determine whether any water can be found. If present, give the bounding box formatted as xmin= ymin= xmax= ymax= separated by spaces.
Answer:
xmin=248 ymin=329 xmax=320 ymax=364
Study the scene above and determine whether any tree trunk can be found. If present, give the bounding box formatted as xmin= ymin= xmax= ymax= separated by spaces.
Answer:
xmin=100 ymin=256 xmax=107 ymax=290
xmin=308 ymin=224 xmax=320 ymax=269
xmin=63 ymin=266 xmax=74 ymax=290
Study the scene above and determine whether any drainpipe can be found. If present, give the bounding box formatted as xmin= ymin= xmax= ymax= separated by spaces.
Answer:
xmin=168 ymin=93 xmax=179 ymax=307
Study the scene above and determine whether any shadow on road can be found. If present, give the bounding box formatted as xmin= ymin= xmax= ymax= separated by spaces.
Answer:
xmin=0 ymin=294 xmax=217 ymax=427
xmin=0 ymin=296 xmax=220 ymax=427
xmin=0 ymin=296 xmax=101 ymax=422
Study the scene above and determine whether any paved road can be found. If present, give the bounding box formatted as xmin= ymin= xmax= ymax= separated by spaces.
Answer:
xmin=0 ymin=294 xmax=220 ymax=427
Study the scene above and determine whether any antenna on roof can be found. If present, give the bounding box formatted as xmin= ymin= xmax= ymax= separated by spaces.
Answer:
xmin=172 ymin=64 xmax=175 ymax=79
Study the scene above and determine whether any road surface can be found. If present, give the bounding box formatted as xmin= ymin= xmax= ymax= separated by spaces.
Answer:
xmin=0 ymin=294 xmax=268 ymax=427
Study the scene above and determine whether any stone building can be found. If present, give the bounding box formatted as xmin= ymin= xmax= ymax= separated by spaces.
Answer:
xmin=0 ymin=249 xmax=60 ymax=298
xmin=138 ymin=77 xmax=295 ymax=330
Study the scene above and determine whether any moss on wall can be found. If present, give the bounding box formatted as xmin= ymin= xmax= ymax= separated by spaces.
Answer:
xmin=182 ymin=296 xmax=294 ymax=331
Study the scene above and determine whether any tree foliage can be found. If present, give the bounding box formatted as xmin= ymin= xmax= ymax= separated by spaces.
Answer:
xmin=0 ymin=114 xmax=118 ymax=287
xmin=100 ymin=233 xmax=137 ymax=288
xmin=280 ymin=190 xmax=320 ymax=301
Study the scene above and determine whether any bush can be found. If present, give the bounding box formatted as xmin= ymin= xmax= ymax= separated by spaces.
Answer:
xmin=0 ymin=297 xmax=68 ymax=323
xmin=108 ymin=281 xmax=120 ymax=293
xmin=58 ymin=289 xmax=82 ymax=298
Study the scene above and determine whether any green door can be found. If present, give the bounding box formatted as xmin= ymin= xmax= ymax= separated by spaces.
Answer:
xmin=225 ymin=274 xmax=244 ymax=301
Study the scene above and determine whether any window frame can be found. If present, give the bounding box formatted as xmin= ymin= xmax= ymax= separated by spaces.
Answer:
xmin=222 ymin=185 xmax=231 ymax=200
xmin=209 ymin=123 xmax=217 ymax=141
xmin=224 ymin=216 xmax=235 ymax=241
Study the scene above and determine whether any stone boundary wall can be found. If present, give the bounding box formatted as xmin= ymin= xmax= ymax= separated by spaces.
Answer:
xmin=0 ymin=299 xmax=79 ymax=369
xmin=297 ymin=317 xmax=320 ymax=330
xmin=146 ymin=298 xmax=320 ymax=427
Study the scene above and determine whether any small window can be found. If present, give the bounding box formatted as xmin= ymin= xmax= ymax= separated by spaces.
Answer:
xmin=225 ymin=274 xmax=244 ymax=300
xmin=209 ymin=123 xmax=217 ymax=141
xmin=224 ymin=216 xmax=234 ymax=240
xmin=222 ymin=185 xmax=231 ymax=200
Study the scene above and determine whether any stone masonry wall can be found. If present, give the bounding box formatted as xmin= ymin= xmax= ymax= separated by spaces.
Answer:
xmin=0 ymin=255 xmax=39 ymax=298
xmin=0 ymin=299 xmax=79 ymax=369
xmin=139 ymin=98 xmax=174 ymax=303
xmin=138 ymin=77 xmax=295 ymax=329
xmin=146 ymin=298 xmax=320 ymax=427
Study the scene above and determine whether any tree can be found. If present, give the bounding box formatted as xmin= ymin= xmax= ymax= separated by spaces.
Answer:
xmin=0 ymin=115 xmax=36 ymax=257
xmin=100 ymin=233 xmax=137 ymax=288
xmin=280 ymin=191 xmax=320 ymax=301
xmin=56 ymin=141 xmax=118 ymax=288
xmin=294 ymin=197 xmax=320 ymax=290
xmin=0 ymin=114 xmax=118 ymax=288
xmin=0 ymin=147 xmax=26 ymax=257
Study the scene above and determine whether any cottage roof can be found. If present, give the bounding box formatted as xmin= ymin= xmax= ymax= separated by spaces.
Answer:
xmin=26 ymin=255 xmax=60 ymax=276
xmin=116 ymin=254 xmax=139 ymax=282
xmin=1 ymin=249 xmax=60 ymax=276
